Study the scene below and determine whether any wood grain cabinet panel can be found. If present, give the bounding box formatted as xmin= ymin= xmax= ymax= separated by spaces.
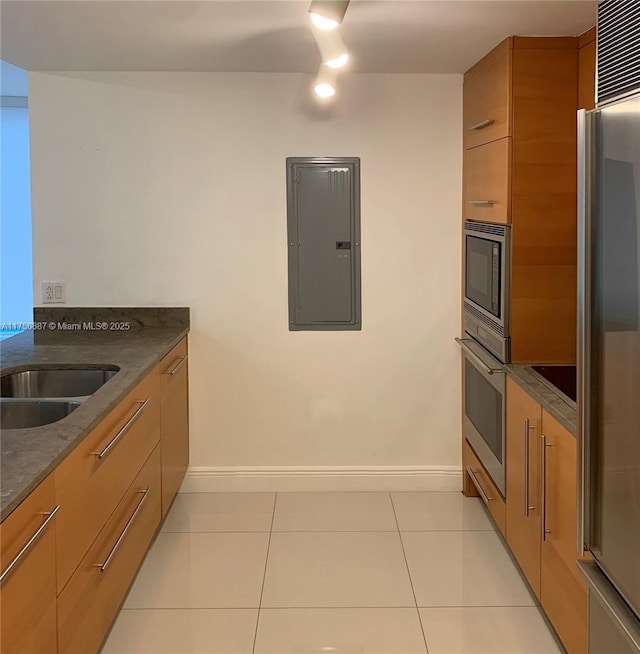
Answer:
xmin=463 ymin=439 xmax=506 ymax=536
xmin=159 ymin=337 xmax=190 ymax=516
xmin=57 ymin=446 xmax=162 ymax=654
xmin=578 ymin=27 xmax=596 ymax=111
xmin=505 ymin=378 xmax=542 ymax=598
xmin=540 ymin=409 xmax=588 ymax=654
xmin=463 ymin=38 xmax=512 ymax=149
xmin=55 ymin=368 xmax=160 ymax=594
xmin=463 ymin=138 xmax=511 ymax=224
xmin=0 ymin=475 xmax=58 ymax=654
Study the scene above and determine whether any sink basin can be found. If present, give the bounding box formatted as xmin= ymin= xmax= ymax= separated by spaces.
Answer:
xmin=0 ymin=398 xmax=83 ymax=429
xmin=1 ymin=367 xmax=118 ymax=399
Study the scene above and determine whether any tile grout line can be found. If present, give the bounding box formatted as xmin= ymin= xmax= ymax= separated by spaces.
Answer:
xmin=389 ymin=493 xmax=430 ymax=654
xmin=251 ymin=492 xmax=278 ymax=654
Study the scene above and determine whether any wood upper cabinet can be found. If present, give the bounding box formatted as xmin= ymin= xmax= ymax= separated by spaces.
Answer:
xmin=462 ymin=36 xmax=580 ymax=363
xmin=578 ymin=27 xmax=596 ymax=111
xmin=540 ymin=409 xmax=588 ymax=654
xmin=463 ymin=38 xmax=512 ymax=149
xmin=159 ymin=337 xmax=190 ymax=516
xmin=505 ymin=377 xmax=542 ymax=598
xmin=463 ymin=138 xmax=511 ymax=224
xmin=0 ymin=475 xmax=58 ymax=654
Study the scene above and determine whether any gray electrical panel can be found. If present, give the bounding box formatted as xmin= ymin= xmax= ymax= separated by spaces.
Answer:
xmin=286 ymin=157 xmax=361 ymax=331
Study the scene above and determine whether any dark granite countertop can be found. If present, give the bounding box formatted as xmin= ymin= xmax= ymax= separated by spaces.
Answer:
xmin=505 ymin=364 xmax=577 ymax=437
xmin=0 ymin=308 xmax=189 ymax=521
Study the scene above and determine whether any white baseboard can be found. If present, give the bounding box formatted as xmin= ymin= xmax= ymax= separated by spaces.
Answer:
xmin=180 ymin=465 xmax=463 ymax=493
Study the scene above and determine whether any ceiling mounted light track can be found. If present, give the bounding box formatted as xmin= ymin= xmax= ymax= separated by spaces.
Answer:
xmin=308 ymin=0 xmax=350 ymax=30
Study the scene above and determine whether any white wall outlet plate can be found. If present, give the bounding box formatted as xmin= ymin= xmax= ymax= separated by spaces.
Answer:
xmin=42 ymin=281 xmax=67 ymax=304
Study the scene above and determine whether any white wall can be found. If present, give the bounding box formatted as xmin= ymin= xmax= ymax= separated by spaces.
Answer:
xmin=29 ymin=71 xmax=463 ymax=489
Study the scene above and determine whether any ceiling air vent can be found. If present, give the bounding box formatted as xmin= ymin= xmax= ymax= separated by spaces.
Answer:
xmin=597 ymin=0 xmax=640 ymax=105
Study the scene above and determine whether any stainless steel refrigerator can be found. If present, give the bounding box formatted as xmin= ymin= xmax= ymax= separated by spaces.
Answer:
xmin=578 ymin=92 xmax=640 ymax=653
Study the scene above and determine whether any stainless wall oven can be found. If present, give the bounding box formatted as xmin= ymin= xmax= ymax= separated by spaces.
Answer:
xmin=464 ymin=221 xmax=511 ymax=363
xmin=457 ymin=337 xmax=506 ymax=495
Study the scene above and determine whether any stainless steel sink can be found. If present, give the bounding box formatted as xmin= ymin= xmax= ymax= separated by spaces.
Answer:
xmin=0 ymin=398 xmax=83 ymax=429
xmin=1 ymin=367 xmax=118 ymax=399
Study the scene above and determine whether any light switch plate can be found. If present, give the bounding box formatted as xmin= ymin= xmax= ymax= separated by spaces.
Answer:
xmin=42 ymin=281 xmax=66 ymax=304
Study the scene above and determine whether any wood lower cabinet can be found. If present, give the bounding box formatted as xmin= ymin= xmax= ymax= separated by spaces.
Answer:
xmin=504 ymin=379 xmax=588 ymax=653
xmin=463 ymin=438 xmax=506 ymax=536
xmin=0 ymin=475 xmax=58 ymax=654
xmin=55 ymin=368 xmax=160 ymax=594
xmin=159 ymin=337 xmax=190 ymax=516
xmin=57 ymin=446 xmax=161 ymax=654
xmin=540 ymin=409 xmax=588 ymax=654
xmin=1 ymin=335 xmax=189 ymax=654
xmin=505 ymin=377 xmax=542 ymax=598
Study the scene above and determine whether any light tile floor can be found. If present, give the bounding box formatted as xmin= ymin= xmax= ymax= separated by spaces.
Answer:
xmin=102 ymin=492 xmax=562 ymax=654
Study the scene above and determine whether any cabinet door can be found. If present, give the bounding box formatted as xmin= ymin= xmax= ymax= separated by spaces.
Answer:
xmin=159 ymin=337 xmax=190 ymax=516
xmin=463 ymin=138 xmax=511 ymax=224
xmin=540 ymin=409 xmax=588 ymax=654
xmin=463 ymin=38 xmax=512 ymax=149
xmin=0 ymin=475 xmax=58 ymax=654
xmin=579 ymin=38 xmax=596 ymax=111
xmin=505 ymin=378 xmax=542 ymax=598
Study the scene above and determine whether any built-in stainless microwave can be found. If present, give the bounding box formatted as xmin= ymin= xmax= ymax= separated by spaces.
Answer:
xmin=463 ymin=221 xmax=511 ymax=363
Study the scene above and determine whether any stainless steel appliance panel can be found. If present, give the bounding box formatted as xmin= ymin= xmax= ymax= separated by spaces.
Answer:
xmin=457 ymin=337 xmax=506 ymax=495
xmin=582 ymin=94 xmax=640 ymax=620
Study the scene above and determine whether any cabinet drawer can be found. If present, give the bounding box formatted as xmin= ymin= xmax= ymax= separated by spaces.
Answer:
xmin=159 ymin=338 xmax=190 ymax=517
xmin=0 ymin=475 xmax=58 ymax=654
xmin=464 ymin=138 xmax=511 ymax=224
xmin=57 ymin=445 xmax=161 ymax=654
xmin=463 ymin=439 xmax=506 ymax=536
xmin=463 ymin=38 xmax=512 ymax=149
xmin=55 ymin=368 xmax=160 ymax=593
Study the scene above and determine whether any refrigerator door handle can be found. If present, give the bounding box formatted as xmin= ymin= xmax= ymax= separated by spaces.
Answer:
xmin=577 ymin=107 xmax=595 ymax=556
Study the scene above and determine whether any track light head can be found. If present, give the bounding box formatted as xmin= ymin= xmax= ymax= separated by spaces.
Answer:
xmin=309 ymin=0 xmax=350 ymax=30
xmin=314 ymin=64 xmax=338 ymax=98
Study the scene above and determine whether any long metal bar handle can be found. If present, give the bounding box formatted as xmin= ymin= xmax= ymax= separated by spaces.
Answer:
xmin=455 ymin=338 xmax=505 ymax=376
xmin=164 ymin=355 xmax=188 ymax=376
xmin=93 ymin=399 xmax=149 ymax=460
xmin=467 ymin=200 xmax=495 ymax=206
xmin=468 ymin=468 xmax=493 ymax=503
xmin=576 ymin=107 xmax=593 ymax=556
xmin=469 ymin=119 xmax=494 ymax=131
xmin=0 ymin=505 xmax=60 ymax=585
xmin=96 ymin=488 xmax=150 ymax=573
xmin=541 ymin=434 xmax=551 ymax=541
xmin=524 ymin=419 xmax=531 ymax=517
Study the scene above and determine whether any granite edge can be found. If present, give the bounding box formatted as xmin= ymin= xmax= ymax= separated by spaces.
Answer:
xmin=505 ymin=365 xmax=578 ymax=437
xmin=0 ymin=325 xmax=190 ymax=522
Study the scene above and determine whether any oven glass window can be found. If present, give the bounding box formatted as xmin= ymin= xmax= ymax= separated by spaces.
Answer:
xmin=465 ymin=360 xmax=503 ymax=463
xmin=466 ymin=235 xmax=500 ymax=317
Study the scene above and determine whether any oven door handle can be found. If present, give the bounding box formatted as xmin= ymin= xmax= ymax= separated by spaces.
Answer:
xmin=455 ymin=338 xmax=505 ymax=376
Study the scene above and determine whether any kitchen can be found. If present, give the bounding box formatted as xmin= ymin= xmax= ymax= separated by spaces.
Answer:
xmin=0 ymin=1 xmax=638 ymax=653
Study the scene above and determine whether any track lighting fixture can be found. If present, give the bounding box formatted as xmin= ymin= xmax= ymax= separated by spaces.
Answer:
xmin=312 ymin=27 xmax=349 ymax=69
xmin=308 ymin=0 xmax=350 ymax=30
xmin=314 ymin=64 xmax=338 ymax=98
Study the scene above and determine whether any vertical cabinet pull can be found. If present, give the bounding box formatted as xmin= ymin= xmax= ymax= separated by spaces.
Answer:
xmin=524 ymin=419 xmax=531 ymax=516
xmin=0 ymin=505 xmax=60 ymax=585
xmin=541 ymin=434 xmax=552 ymax=541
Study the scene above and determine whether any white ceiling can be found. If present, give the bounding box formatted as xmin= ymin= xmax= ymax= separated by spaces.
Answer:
xmin=1 ymin=0 xmax=597 ymax=74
